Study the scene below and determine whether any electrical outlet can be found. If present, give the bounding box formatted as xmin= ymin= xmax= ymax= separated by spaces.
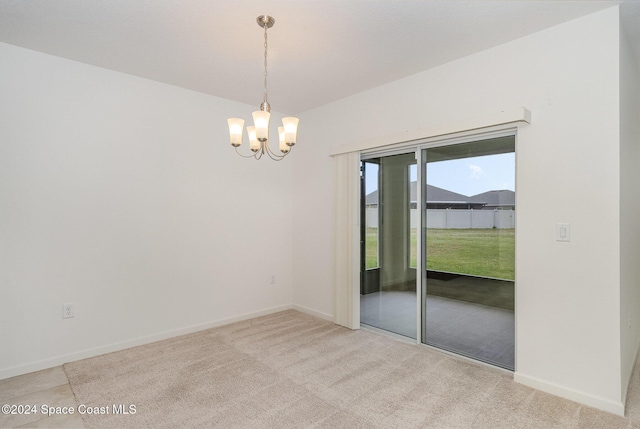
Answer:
xmin=62 ymin=303 xmax=75 ymax=319
xmin=270 ymin=274 xmax=276 ymax=285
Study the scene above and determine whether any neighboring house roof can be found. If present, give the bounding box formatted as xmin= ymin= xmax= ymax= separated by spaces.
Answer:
xmin=367 ymin=183 xmax=476 ymax=205
xmin=423 ymin=183 xmax=469 ymax=203
xmin=365 ymin=183 xmax=514 ymax=207
xmin=468 ymin=190 xmax=515 ymax=207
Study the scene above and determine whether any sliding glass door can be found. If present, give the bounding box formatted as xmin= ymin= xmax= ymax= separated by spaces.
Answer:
xmin=359 ymin=134 xmax=515 ymax=370
xmin=421 ymin=136 xmax=515 ymax=370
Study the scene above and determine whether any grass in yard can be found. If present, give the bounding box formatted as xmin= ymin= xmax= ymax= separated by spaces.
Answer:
xmin=423 ymin=229 xmax=514 ymax=280
xmin=366 ymin=228 xmax=514 ymax=280
xmin=365 ymin=227 xmax=379 ymax=269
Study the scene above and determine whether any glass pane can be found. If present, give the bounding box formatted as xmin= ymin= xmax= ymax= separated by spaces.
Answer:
xmin=364 ymin=162 xmax=379 ymax=269
xmin=361 ymin=153 xmax=417 ymax=339
xmin=422 ymin=136 xmax=515 ymax=370
xmin=409 ymin=164 xmax=418 ymax=269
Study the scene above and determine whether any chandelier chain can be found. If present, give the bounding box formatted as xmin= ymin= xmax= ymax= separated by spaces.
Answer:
xmin=263 ymin=23 xmax=268 ymax=104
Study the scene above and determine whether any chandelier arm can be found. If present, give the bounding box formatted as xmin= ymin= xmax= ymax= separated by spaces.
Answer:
xmin=263 ymin=140 xmax=288 ymax=161
xmin=234 ymin=146 xmax=261 ymax=159
xmin=265 ymin=150 xmax=286 ymax=161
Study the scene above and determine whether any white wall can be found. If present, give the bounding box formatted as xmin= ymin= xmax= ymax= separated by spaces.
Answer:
xmin=290 ymin=114 xmax=336 ymax=319
xmin=293 ymin=7 xmax=626 ymax=413
xmin=619 ymin=21 xmax=640 ymax=401
xmin=0 ymin=42 xmax=294 ymax=378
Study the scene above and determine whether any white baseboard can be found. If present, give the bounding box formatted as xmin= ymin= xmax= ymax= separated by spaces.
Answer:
xmin=514 ymin=372 xmax=625 ymax=416
xmin=292 ymin=304 xmax=334 ymax=322
xmin=0 ymin=304 xmax=294 ymax=381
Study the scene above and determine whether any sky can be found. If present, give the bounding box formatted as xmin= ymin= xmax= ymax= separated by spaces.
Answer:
xmin=365 ymin=152 xmax=515 ymax=197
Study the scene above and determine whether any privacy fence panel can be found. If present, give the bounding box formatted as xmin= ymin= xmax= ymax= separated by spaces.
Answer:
xmin=366 ymin=208 xmax=515 ymax=229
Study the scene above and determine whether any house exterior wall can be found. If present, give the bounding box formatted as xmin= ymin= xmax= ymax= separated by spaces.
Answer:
xmin=293 ymin=7 xmax=625 ymax=413
xmin=0 ymin=42 xmax=295 ymax=379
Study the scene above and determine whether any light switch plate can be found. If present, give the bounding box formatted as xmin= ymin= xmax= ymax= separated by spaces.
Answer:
xmin=556 ymin=223 xmax=571 ymax=242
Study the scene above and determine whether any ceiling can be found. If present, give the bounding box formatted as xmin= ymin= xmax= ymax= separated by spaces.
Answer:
xmin=1 ymin=0 xmax=638 ymax=114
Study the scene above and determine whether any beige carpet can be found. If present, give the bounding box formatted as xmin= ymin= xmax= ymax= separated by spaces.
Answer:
xmin=64 ymin=310 xmax=633 ymax=428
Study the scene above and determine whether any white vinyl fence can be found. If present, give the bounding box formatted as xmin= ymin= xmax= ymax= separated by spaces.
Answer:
xmin=366 ymin=208 xmax=515 ymax=229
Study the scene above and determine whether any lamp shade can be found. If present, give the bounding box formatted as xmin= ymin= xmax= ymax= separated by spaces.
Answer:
xmin=282 ymin=117 xmax=299 ymax=146
xmin=278 ymin=127 xmax=290 ymax=153
xmin=227 ymin=118 xmax=245 ymax=147
xmin=247 ymin=126 xmax=260 ymax=152
xmin=252 ymin=111 xmax=270 ymax=142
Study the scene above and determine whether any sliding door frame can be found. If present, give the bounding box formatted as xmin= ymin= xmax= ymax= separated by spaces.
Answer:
xmin=359 ymin=127 xmax=518 ymax=352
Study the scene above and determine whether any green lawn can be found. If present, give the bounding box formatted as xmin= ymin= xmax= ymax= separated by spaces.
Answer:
xmin=364 ymin=227 xmax=379 ymax=269
xmin=366 ymin=228 xmax=515 ymax=280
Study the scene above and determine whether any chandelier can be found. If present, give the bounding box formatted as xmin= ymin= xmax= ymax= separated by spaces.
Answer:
xmin=227 ymin=15 xmax=299 ymax=161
